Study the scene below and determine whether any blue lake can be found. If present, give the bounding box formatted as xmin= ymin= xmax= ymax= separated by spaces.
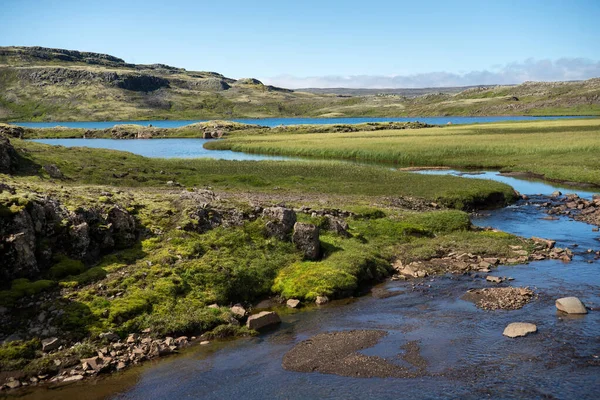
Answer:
xmin=15 ymin=115 xmax=590 ymax=129
xmin=29 ymin=138 xmax=294 ymax=160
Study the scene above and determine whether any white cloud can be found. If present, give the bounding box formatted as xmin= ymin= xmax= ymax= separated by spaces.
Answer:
xmin=261 ymin=58 xmax=600 ymax=89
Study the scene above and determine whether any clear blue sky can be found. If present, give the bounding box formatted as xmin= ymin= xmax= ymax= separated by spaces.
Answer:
xmin=1 ymin=0 xmax=599 ymax=87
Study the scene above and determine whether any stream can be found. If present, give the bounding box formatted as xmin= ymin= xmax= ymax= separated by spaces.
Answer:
xmin=12 ymin=169 xmax=599 ymax=399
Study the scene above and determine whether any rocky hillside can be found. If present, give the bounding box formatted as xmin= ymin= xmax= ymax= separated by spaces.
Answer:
xmin=0 ymin=46 xmax=599 ymax=122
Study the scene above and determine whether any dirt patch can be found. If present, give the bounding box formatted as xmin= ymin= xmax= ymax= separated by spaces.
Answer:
xmin=282 ymin=330 xmax=427 ymax=378
xmin=462 ymin=287 xmax=534 ymax=310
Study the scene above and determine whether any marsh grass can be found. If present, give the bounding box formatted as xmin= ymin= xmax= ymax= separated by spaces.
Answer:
xmin=207 ymin=119 xmax=600 ymax=185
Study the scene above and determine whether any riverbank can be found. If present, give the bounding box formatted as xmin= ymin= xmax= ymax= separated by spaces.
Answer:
xmin=206 ymin=118 xmax=600 ymax=187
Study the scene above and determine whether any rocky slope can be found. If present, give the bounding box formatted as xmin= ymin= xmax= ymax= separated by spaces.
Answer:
xmin=1 ymin=46 xmax=599 ymax=122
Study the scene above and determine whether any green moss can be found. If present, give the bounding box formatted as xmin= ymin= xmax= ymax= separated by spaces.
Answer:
xmin=49 ymin=255 xmax=85 ymax=279
xmin=59 ymin=267 xmax=107 ymax=288
xmin=0 ymin=279 xmax=56 ymax=306
xmin=0 ymin=339 xmax=40 ymax=371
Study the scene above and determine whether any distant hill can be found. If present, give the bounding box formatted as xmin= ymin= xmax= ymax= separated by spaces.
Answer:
xmin=0 ymin=46 xmax=599 ymax=122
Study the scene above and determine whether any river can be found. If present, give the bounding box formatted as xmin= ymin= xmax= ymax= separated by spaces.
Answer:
xmin=10 ymin=158 xmax=599 ymax=399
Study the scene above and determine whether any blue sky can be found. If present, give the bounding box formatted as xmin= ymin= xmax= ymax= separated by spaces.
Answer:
xmin=2 ymin=0 xmax=599 ymax=88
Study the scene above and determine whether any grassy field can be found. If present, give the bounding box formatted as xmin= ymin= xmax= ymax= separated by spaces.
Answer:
xmin=206 ymin=118 xmax=600 ymax=186
xmin=9 ymin=139 xmax=516 ymax=209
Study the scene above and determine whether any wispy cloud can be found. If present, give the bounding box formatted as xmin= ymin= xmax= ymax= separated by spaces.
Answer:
xmin=262 ymin=58 xmax=600 ymax=89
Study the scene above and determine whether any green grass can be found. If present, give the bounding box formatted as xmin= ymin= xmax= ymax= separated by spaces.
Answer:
xmin=206 ymin=118 xmax=600 ymax=186
xmin=8 ymin=139 xmax=516 ymax=209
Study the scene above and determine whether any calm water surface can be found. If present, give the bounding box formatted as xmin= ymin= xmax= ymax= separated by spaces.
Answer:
xmin=15 ymin=115 xmax=589 ymax=129
xmin=29 ymin=138 xmax=293 ymax=160
xmin=12 ymin=164 xmax=600 ymax=400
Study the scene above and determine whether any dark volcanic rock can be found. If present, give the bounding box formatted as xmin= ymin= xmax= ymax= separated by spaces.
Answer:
xmin=292 ymin=222 xmax=320 ymax=260
xmin=0 ymin=135 xmax=19 ymax=174
xmin=263 ymin=207 xmax=296 ymax=240
xmin=0 ymin=192 xmax=139 ymax=282
xmin=115 ymin=74 xmax=170 ymax=92
xmin=0 ymin=125 xmax=25 ymax=139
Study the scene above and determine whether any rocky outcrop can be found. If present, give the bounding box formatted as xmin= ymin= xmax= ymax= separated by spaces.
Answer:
xmin=0 ymin=124 xmax=24 ymax=139
xmin=0 ymin=135 xmax=19 ymax=174
xmin=115 ymin=74 xmax=170 ymax=92
xmin=263 ymin=207 xmax=296 ymax=240
xmin=0 ymin=191 xmax=138 ymax=283
xmin=292 ymin=222 xmax=320 ymax=260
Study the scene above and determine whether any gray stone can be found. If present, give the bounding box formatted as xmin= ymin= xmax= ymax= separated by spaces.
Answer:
xmin=43 ymin=164 xmax=64 ymax=179
xmin=62 ymin=375 xmax=84 ymax=383
xmin=550 ymin=191 xmax=562 ymax=198
xmin=246 ymin=311 xmax=281 ymax=330
xmin=5 ymin=379 xmax=21 ymax=389
xmin=42 ymin=337 xmax=60 ymax=352
xmin=263 ymin=207 xmax=296 ymax=240
xmin=99 ymin=332 xmax=120 ymax=342
xmin=503 ymin=322 xmax=537 ymax=338
xmin=230 ymin=304 xmax=246 ymax=318
xmin=315 ymin=296 xmax=329 ymax=305
xmin=292 ymin=222 xmax=320 ymax=260
xmin=486 ymin=275 xmax=503 ymax=284
xmin=286 ymin=299 xmax=300 ymax=308
xmin=556 ymin=297 xmax=588 ymax=314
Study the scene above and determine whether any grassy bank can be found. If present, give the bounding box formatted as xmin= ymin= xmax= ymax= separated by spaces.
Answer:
xmin=10 ymin=139 xmax=516 ymax=209
xmin=206 ymin=118 xmax=600 ymax=186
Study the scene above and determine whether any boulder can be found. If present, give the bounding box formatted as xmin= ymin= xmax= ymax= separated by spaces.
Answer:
xmin=107 ymin=206 xmax=137 ymax=249
xmin=43 ymin=164 xmax=64 ymax=179
xmin=315 ymin=295 xmax=329 ymax=305
xmin=550 ymin=191 xmax=562 ymax=198
xmin=286 ymin=299 xmax=300 ymax=308
xmin=230 ymin=304 xmax=246 ymax=318
xmin=503 ymin=322 xmax=537 ymax=338
xmin=263 ymin=207 xmax=296 ymax=240
xmin=323 ymin=216 xmax=351 ymax=237
xmin=42 ymin=337 xmax=60 ymax=352
xmin=246 ymin=311 xmax=281 ymax=330
xmin=555 ymin=297 xmax=588 ymax=314
xmin=292 ymin=222 xmax=320 ymax=260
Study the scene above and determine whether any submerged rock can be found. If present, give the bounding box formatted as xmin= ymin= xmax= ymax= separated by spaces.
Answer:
xmin=503 ymin=322 xmax=537 ymax=338
xmin=246 ymin=311 xmax=281 ymax=330
xmin=555 ymin=297 xmax=588 ymax=314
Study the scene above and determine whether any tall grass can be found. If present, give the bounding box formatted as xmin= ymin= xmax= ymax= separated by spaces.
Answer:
xmin=206 ymin=119 xmax=600 ymax=185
